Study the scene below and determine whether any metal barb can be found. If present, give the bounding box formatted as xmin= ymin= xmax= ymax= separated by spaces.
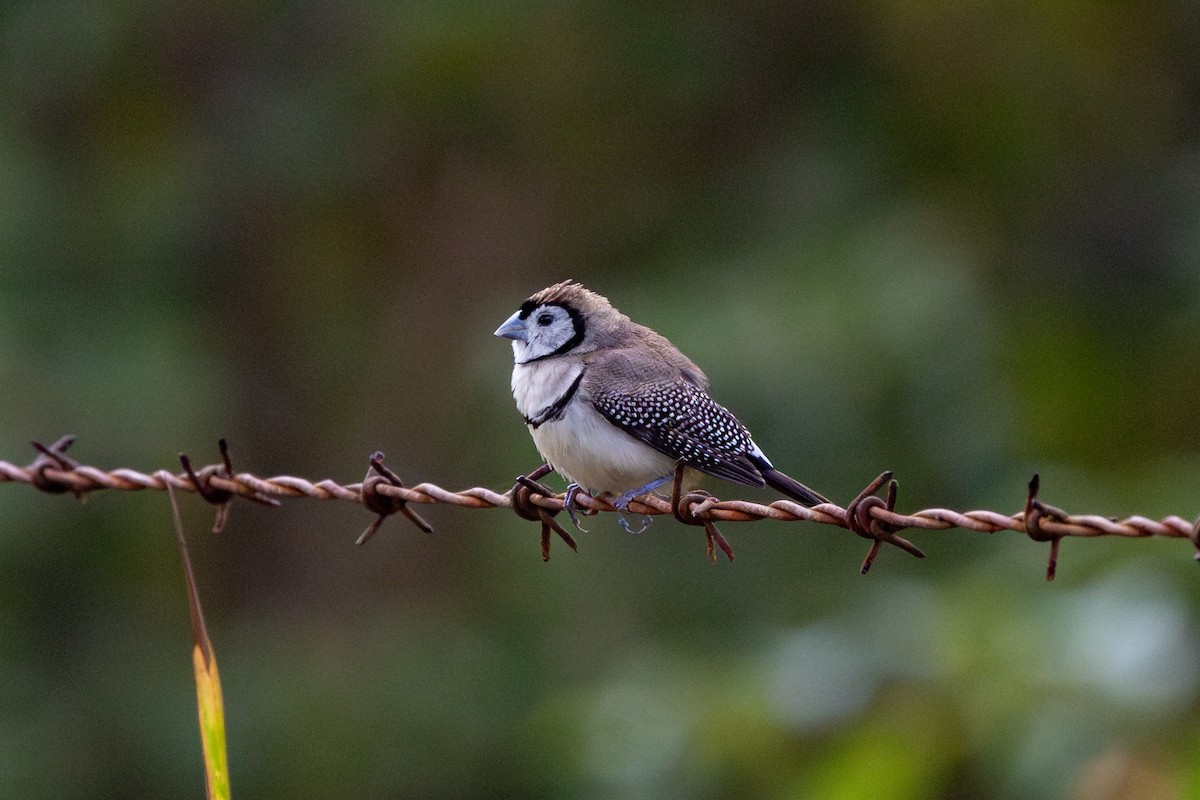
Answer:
xmin=516 ymin=474 xmax=558 ymax=499
xmin=670 ymin=461 xmax=734 ymax=562
xmin=180 ymin=440 xmax=280 ymax=533
xmin=357 ymin=451 xmax=435 ymax=545
xmin=846 ymin=471 xmax=925 ymax=575
xmin=29 ymin=436 xmax=84 ymax=498
xmin=1025 ymin=473 xmax=1066 ymax=582
xmin=179 ymin=452 xmax=232 ymax=533
xmin=510 ymin=465 xmax=578 ymax=560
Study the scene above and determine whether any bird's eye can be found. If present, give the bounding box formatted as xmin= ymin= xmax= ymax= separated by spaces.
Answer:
xmin=537 ymin=313 xmax=554 ymax=326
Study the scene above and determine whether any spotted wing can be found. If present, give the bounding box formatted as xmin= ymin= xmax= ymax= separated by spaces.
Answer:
xmin=590 ymin=380 xmax=766 ymax=487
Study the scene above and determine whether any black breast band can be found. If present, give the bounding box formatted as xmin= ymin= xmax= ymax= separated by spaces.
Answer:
xmin=524 ymin=369 xmax=586 ymax=429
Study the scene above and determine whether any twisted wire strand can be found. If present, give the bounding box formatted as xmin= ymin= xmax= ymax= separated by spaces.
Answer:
xmin=3 ymin=454 xmax=1197 ymax=545
xmin=2 ymin=441 xmax=1200 ymax=578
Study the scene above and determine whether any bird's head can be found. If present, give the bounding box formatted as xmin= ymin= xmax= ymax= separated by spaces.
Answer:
xmin=494 ymin=280 xmax=625 ymax=364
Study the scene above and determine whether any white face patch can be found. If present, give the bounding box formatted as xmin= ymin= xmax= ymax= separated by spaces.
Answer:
xmin=513 ymin=303 xmax=582 ymax=363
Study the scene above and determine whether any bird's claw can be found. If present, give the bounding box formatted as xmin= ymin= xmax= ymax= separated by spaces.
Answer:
xmin=618 ymin=511 xmax=652 ymax=535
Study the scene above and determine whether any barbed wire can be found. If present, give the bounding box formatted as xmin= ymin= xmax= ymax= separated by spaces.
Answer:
xmin=3 ymin=436 xmax=1198 ymax=579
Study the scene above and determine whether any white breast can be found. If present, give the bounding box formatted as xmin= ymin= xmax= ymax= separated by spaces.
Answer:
xmin=512 ymin=360 xmax=678 ymax=496
xmin=511 ymin=359 xmax=580 ymax=421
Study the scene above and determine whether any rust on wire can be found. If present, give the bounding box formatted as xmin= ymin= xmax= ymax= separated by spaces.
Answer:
xmin=2 ymin=436 xmax=1199 ymax=576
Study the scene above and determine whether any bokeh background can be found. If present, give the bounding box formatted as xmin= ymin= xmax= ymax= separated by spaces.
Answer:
xmin=2 ymin=2 xmax=1200 ymax=798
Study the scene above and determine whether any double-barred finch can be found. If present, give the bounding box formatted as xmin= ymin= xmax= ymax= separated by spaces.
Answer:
xmin=494 ymin=281 xmax=830 ymax=522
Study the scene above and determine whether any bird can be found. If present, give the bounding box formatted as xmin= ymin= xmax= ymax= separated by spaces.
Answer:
xmin=494 ymin=280 xmax=830 ymax=529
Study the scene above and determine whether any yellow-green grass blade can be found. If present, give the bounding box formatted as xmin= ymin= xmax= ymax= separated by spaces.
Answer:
xmin=192 ymin=642 xmax=230 ymax=800
xmin=167 ymin=483 xmax=231 ymax=800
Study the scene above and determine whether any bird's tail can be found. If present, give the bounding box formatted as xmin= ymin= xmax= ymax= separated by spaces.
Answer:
xmin=761 ymin=466 xmax=830 ymax=508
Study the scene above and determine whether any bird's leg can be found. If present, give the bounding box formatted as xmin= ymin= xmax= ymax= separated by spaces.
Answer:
xmin=614 ymin=473 xmax=675 ymax=510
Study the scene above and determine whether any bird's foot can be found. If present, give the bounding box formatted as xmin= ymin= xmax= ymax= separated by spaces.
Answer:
xmin=563 ymin=483 xmax=594 ymax=532
xmin=612 ymin=474 xmax=673 ymax=535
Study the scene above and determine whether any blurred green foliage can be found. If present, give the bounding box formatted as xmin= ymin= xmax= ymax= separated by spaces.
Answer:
xmin=1 ymin=1 xmax=1199 ymax=798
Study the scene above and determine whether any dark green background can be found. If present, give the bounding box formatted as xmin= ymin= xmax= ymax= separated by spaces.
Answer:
xmin=2 ymin=2 xmax=1199 ymax=798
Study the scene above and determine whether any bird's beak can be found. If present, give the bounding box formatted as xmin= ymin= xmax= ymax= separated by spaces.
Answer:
xmin=493 ymin=311 xmax=527 ymax=342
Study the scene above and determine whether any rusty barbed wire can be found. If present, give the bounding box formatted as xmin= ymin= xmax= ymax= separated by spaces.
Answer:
xmin=3 ymin=436 xmax=1199 ymax=579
